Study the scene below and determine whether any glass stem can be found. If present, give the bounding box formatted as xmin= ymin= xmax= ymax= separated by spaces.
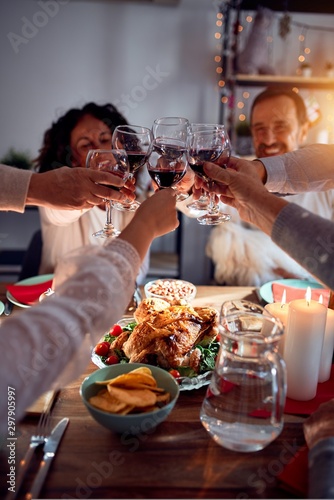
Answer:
xmin=105 ymin=200 xmax=114 ymax=228
xmin=208 ymin=192 xmax=219 ymax=215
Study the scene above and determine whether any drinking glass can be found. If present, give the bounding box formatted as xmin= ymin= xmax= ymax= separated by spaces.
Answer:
xmin=112 ymin=124 xmax=153 ymax=212
xmin=200 ymin=310 xmax=286 ymax=452
xmin=152 ymin=116 xmax=190 ymax=201
xmin=86 ymin=149 xmax=129 ymax=238
xmin=186 ymin=124 xmax=225 ymax=214
xmin=187 ymin=127 xmax=231 ymax=225
xmin=146 ymin=138 xmax=188 ymax=197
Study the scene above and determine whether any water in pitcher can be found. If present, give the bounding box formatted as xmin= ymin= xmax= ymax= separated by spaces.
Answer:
xmin=200 ymin=364 xmax=284 ymax=452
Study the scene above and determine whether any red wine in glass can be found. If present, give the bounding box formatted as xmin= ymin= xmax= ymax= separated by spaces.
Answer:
xmin=147 ymin=138 xmax=188 ymax=194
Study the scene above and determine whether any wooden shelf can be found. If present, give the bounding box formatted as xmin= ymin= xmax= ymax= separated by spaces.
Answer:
xmin=232 ymin=74 xmax=334 ymax=90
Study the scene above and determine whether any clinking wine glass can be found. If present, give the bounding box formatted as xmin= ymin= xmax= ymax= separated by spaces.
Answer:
xmin=112 ymin=124 xmax=153 ymax=212
xmin=86 ymin=149 xmax=129 ymax=238
xmin=146 ymin=137 xmax=188 ymax=197
xmin=187 ymin=127 xmax=231 ymax=225
xmin=152 ymin=116 xmax=190 ymax=201
xmin=186 ymin=123 xmax=225 ymax=214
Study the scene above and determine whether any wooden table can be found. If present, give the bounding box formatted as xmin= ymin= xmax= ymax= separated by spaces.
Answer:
xmin=0 ymin=285 xmax=306 ymax=499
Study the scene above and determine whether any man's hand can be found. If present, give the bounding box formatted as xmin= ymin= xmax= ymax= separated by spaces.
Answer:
xmin=27 ymin=167 xmax=135 ymax=210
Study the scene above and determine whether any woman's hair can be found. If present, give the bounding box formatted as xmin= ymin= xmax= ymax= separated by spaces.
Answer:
xmin=34 ymin=102 xmax=128 ymax=172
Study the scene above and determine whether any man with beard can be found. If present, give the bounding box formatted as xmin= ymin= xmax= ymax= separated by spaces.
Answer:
xmin=206 ymin=88 xmax=334 ymax=286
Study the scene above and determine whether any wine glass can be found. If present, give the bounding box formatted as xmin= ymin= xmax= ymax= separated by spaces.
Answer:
xmin=152 ymin=116 xmax=190 ymax=201
xmin=112 ymin=124 xmax=152 ymax=212
xmin=186 ymin=124 xmax=225 ymax=214
xmin=86 ymin=149 xmax=129 ymax=238
xmin=187 ymin=127 xmax=231 ymax=225
xmin=146 ymin=137 xmax=188 ymax=196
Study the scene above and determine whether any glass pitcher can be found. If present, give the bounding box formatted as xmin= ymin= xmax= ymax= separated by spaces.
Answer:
xmin=200 ymin=310 xmax=286 ymax=452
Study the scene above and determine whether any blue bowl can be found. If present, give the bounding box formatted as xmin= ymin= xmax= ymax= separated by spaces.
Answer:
xmin=80 ymin=363 xmax=180 ymax=434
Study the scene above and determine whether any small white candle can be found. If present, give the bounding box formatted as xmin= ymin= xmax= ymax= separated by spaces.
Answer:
xmin=319 ymin=307 xmax=334 ymax=383
xmin=284 ymin=287 xmax=327 ymax=401
xmin=264 ymin=290 xmax=289 ymax=355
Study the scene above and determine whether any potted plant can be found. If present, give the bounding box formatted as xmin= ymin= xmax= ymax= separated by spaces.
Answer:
xmin=299 ymin=62 xmax=312 ymax=77
xmin=325 ymin=62 xmax=334 ymax=78
xmin=0 ymin=147 xmax=33 ymax=170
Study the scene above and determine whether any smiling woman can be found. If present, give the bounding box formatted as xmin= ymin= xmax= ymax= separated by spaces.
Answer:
xmin=32 ymin=102 xmax=151 ymax=284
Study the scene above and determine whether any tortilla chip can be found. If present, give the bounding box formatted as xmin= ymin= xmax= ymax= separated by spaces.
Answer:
xmin=89 ymin=389 xmax=128 ymax=413
xmin=107 ymin=386 xmax=157 ymax=407
xmin=96 ymin=372 xmax=156 ymax=388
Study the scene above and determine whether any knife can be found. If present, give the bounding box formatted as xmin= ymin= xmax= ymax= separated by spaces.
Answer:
xmin=27 ymin=418 xmax=69 ymax=499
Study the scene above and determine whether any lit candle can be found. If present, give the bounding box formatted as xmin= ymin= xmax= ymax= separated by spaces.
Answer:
xmin=318 ymin=297 xmax=334 ymax=382
xmin=284 ymin=287 xmax=327 ymax=400
xmin=264 ymin=290 xmax=289 ymax=355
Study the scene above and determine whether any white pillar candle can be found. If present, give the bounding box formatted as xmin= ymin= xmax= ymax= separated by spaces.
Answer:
xmin=264 ymin=291 xmax=289 ymax=355
xmin=284 ymin=292 xmax=327 ymax=401
xmin=319 ymin=308 xmax=334 ymax=383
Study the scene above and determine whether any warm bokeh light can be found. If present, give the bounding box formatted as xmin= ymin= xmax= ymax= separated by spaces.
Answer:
xmin=216 ymin=20 xmax=222 ymax=27
xmin=304 ymin=47 xmax=311 ymax=54
xmin=221 ymin=96 xmax=228 ymax=104
xmin=299 ymin=35 xmax=305 ymax=41
xmin=239 ymin=114 xmax=246 ymax=121
xmin=214 ymin=55 xmax=221 ymax=62
xmin=292 ymin=87 xmax=299 ymax=93
xmin=243 ymin=91 xmax=250 ymax=99
xmin=215 ymin=32 xmax=221 ymax=39
xmin=238 ymin=25 xmax=243 ymax=32
xmin=216 ymin=67 xmax=223 ymax=74
xmin=218 ymin=80 xmax=225 ymax=87
xmin=298 ymin=55 xmax=305 ymax=62
xmin=246 ymin=16 xmax=253 ymax=22
xmin=237 ymin=101 xmax=244 ymax=109
xmin=217 ymin=12 xmax=223 ymax=20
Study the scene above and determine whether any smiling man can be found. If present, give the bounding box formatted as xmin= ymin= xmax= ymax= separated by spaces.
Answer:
xmin=250 ymin=88 xmax=309 ymax=157
xmin=206 ymin=88 xmax=334 ymax=286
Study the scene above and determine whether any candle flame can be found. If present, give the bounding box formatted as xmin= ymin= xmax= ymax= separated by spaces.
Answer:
xmin=281 ymin=289 xmax=286 ymax=307
xmin=319 ymin=294 xmax=323 ymax=305
xmin=305 ymin=286 xmax=312 ymax=305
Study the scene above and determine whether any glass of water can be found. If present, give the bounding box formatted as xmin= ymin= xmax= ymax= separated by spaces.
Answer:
xmin=200 ymin=311 xmax=286 ymax=452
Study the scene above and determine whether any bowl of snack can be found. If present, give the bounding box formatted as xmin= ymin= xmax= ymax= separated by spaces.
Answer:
xmin=80 ymin=363 xmax=180 ymax=434
xmin=144 ymin=279 xmax=197 ymax=305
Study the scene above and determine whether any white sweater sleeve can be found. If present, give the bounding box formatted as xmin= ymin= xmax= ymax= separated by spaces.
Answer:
xmin=0 ymin=165 xmax=33 ymax=213
xmin=261 ymin=144 xmax=334 ymax=194
xmin=0 ymin=238 xmax=141 ymax=434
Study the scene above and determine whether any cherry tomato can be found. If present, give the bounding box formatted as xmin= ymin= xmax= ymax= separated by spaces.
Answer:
xmin=169 ymin=369 xmax=181 ymax=379
xmin=105 ymin=354 xmax=119 ymax=365
xmin=94 ymin=341 xmax=110 ymax=356
xmin=109 ymin=324 xmax=123 ymax=337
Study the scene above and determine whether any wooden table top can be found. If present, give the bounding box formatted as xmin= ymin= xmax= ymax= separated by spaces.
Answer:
xmin=0 ymin=284 xmax=306 ymax=499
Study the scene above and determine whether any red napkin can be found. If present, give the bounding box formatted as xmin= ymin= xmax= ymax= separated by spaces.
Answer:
xmin=6 ymin=279 xmax=53 ymax=306
xmin=277 ymin=445 xmax=308 ymax=497
xmin=284 ymin=365 xmax=334 ymax=415
xmin=272 ymin=282 xmax=330 ymax=306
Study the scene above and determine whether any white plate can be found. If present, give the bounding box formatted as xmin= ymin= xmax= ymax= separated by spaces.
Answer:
xmin=91 ymin=318 xmax=213 ymax=391
xmin=259 ymin=278 xmax=325 ymax=304
xmin=0 ymin=301 xmax=4 ymax=316
xmin=6 ymin=274 xmax=54 ymax=308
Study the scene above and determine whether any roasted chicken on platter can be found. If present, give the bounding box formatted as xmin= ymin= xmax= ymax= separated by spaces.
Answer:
xmin=109 ymin=299 xmax=219 ymax=374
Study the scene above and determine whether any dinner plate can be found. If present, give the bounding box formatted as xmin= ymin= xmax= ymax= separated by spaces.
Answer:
xmin=259 ymin=279 xmax=325 ymax=304
xmin=6 ymin=274 xmax=54 ymax=308
xmin=0 ymin=301 xmax=4 ymax=316
xmin=91 ymin=317 xmax=214 ymax=391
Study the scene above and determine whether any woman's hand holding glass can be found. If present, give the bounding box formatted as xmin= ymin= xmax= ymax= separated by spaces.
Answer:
xmin=112 ymin=124 xmax=153 ymax=212
xmin=86 ymin=149 xmax=130 ymax=238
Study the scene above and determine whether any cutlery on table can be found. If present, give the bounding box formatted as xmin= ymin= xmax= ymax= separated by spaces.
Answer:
xmin=5 ymin=390 xmax=59 ymax=500
xmin=26 ymin=417 xmax=69 ymax=499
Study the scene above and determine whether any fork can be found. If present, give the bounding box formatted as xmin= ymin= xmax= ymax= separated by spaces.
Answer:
xmin=6 ymin=390 xmax=58 ymax=500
